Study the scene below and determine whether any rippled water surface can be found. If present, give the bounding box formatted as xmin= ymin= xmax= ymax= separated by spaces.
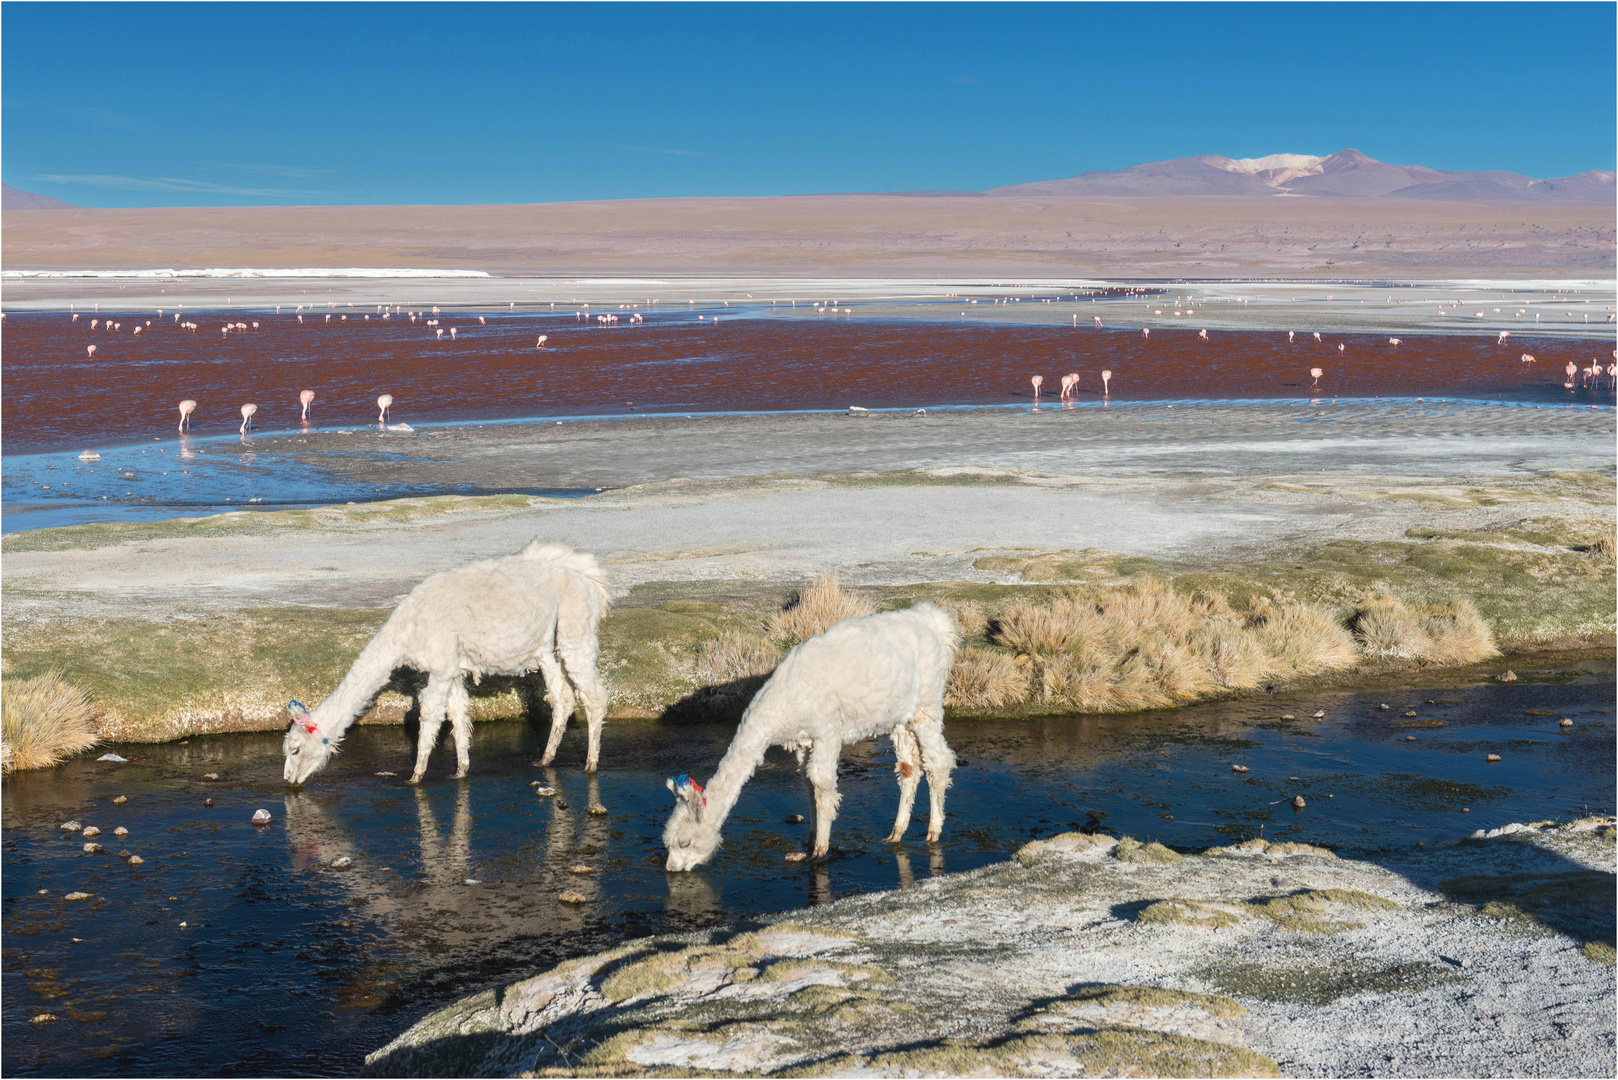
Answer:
xmin=3 ymin=656 xmax=1611 ymax=1076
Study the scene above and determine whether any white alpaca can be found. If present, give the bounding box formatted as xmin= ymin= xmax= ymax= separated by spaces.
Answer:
xmin=283 ymin=541 xmax=611 ymax=785
xmin=663 ymin=603 xmax=959 ymax=870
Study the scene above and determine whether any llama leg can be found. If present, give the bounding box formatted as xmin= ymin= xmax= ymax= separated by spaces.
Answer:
xmin=805 ymin=742 xmax=843 ymax=861
xmin=409 ymin=674 xmax=453 ymax=784
xmin=556 ymin=634 xmax=609 ymax=774
xmin=884 ymin=725 xmax=923 ymax=843
xmin=447 ymin=676 xmax=472 ymax=779
xmin=911 ymin=710 xmax=958 ymax=843
xmin=535 ymin=652 xmax=574 ymax=766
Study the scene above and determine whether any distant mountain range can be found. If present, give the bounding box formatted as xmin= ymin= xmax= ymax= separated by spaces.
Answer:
xmin=2 ymin=182 xmax=79 ymax=210
xmin=985 ymin=149 xmax=1615 ymax=203
xmin=5 ymin=149 xmax=1613 ymax=209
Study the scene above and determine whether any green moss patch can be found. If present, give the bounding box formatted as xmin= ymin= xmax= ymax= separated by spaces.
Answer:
xmin=1116 ymin=838 xmax=1184 ymax=864
xmin=1199 ymin=957 xmax=1458 ymax=1007
xmin=1438 ymin=871 xmax=1616 ymax=956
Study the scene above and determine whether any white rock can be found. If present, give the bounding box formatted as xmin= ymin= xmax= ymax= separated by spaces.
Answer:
xmin=97 ymin=753 xmax=128 ymax=763
xmin=251 ymin=809 xmax=273 ymax=825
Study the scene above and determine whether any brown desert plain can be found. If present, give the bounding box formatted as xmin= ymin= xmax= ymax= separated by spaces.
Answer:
xmin=3 ymin=192 xmax=1614 ymax=276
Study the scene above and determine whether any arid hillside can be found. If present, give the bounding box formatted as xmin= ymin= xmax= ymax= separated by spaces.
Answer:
xmin=4 ymin=195 xmax=1612 ymax=278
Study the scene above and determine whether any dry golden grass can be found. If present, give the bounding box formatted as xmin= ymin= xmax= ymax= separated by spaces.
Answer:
xmin=694 ymin=630 xmax=783 ymax=685
xmin=1 ymin=672 xmax=97 ymax=774
xmin=1351 ymin=594 xmax=1498 ymax=665
xmin=979 ymin=579 xmax=1373 ymax=713
xmin=945 ymin=647 xmax=1031 ymax=709
xmin=768 ymin=572 xmax=878 ymax=645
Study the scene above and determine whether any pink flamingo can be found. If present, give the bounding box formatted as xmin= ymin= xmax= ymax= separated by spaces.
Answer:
xmin=87 ymin=344 xmax=96 ymax=357
xmin=1142 ymin=328 xmax=1149 ymax=338
xmin=377 ymin=394 xmax=394 ymax=424
xmin=239 ymin=403 xmax=258 ymax=433
xmin=1520 ymin=353 xmax=1536 ymax=364
xmin=1197 ymin=328 xmax=1208 ymax=341
xmin=1310 ymin=367 xmax=1323 ymax=388
xmin=1100 ymin=369 xmax=1112 ymax=395
xmin=299 ymin=389 xmax=316 ymax=421
xmin=1092 ymin=315 xmax=1102 ymax=327
xmin=178 ymin=399 xmax=197 ymax=431
xmin=536 ymin=335 xmax=548 ymax=348
xmin=1388 ymin=338 xmax=1402 ymax=346
xmin=1312 ymin=332 xmax=1321 ymax=343
xmin=1030 ymin=375 xmax=1044 ymax=399
xmin=1565 ymin=361 xmax=1578 ymax=386
xmin=1498 ymin=331 xmax=1510 ymax=343
xmin=1059 ymin=373 xmax=1079 ymax=400
xmin=1288 ymin=331 xmax=1295 ymax=342
xmin=1338 ymin=343 xmax=1345 ymax=353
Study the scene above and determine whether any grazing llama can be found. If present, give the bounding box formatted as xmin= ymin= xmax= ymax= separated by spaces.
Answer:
xmin=283 ymin=541 xmax=610 ymax=785
xmin=663 ymin=603 xmax=959 ymax=870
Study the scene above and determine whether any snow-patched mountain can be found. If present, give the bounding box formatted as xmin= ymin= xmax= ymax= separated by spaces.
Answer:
xmin=986 ymin=149 xmax=1614 ymax=202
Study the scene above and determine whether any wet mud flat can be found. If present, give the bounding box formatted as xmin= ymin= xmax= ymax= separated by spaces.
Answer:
xmin=2 ymin=655 xmax=1611 ymax=1076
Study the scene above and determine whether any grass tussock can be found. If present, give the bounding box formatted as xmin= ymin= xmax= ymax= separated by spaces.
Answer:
xmin=945 ymin=647 xmax=1031 ymax=709
xmin=1 ymin=672 xmax=98 ymax=774
xmin=972 ymin=578 xmax=1360 ymax=714
xmin=694 ymin=630 xmax=784 ymax=685
xmin=1350 ymin=594 xmax=1497 ymax=665
xmin=768 ymin=572 xmax=877 ymax=645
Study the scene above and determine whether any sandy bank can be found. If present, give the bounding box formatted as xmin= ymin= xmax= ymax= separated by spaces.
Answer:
xmin=364 ymin=819 xmax=1616 ymax=1077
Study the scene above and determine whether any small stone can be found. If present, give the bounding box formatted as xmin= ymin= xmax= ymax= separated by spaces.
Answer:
xmin=784 ymin=852 xmax=808 ymax=863
xmin=179 ymin=921 xmax=188 ymax=928
xmin=567 ymin=864 xmax=594 ymax=874
xmin=375 ymin=771 xmax=397 ymax=777
xmin=61 ymin=821 xmax=82 ymax=832
xmin=1560 ymin=719 xmax=1574 ymax=728
xmin=785 ymin=813 xmax=807 ymax=823
xmin=83 ymin=842 xmax=104 ymax=854
xmin=1462 ymin=808 xmax=1470 ymax=813
xmin=97 ymin=753 xmax=128 ymax=763
xmin=82 ymin=826 xmax=101 ymax=838
xmin=29 ymin=1013 xmax=57 ymax=1024
xmin=202 ymin=773 xmax=219 ymax=781
xmin=463 ymin=878 xmax=481 ymax=885
xmin=1406 ymin=736 xmax=1418 ymax=741
xmin=1379 ymin=704 xmax=1390 ymax=710
xmin=128 ymin=855 xmax=144 ymax=865
xmin=111 ymin=795 xmax=128 ymax=804
xmin=1231 ymin=765 xmax=1250 ymax=774
xmin=534 ymin=787 xmax=556 ymax=797
xmin=203 ymin=798 xmax=214 ymax=808
xmin=118 ymin=849 xmax=131 ymax=858
xmin=1496 ymin=670 xmax=1517 ymax=682
xmin=555 ymin=800 xmax=569 ymax=810
xmin=113 ymin=827 xmax=128 ymax=837
xmin=64 ymin=892 xmax=91 ymax=901
xmin=1486 ymin=754 xmax=1502 ymax=763
xmin=1312 ymin=710 xmax=1325 ymax=719
xmin=1404 ymin=710 xmax=1418 ymax=717
xmin=330 ymin=856 xmax=352 ymax=869
xmin=37 ymin=889 xmax=48 ymax=895
xmin=1280 ymin=714 xmax=1295 ymax=721
xmin=251 ymin=809 xmax=272 ymax=825
xmin=1291 ymin=795 xmax=1306 ymax=809
xmin=587 ymin=804 xmax=609 ymax=816
xmin=558 ymin=890 xmax=588 ymax=903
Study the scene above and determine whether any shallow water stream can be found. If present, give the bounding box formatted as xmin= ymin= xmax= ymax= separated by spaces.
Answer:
xmin=2 ymin=655 xmax=1612 ymax=1076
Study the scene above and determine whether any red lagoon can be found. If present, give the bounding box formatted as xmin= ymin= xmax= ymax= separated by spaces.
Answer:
xmin=2 ymin=310 xmax=1610 ymax=452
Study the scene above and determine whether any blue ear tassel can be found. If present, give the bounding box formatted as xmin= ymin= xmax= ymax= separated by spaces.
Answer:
xmin=289 ymin=699 xmax=306 ymax=714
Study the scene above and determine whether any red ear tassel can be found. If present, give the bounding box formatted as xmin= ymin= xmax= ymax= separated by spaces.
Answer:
xmin=303 ymin=723 xmax=319 ymax=735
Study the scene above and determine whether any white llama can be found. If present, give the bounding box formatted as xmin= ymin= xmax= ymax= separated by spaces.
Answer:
xmin=663 ymin=602 xmax=959 ymax=870
xmin=283 ymin=541 xmax=611 ymax=785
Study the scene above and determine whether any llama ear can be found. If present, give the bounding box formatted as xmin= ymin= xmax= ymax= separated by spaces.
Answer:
xmin=666 ymin=777 xmax=678 ymax=796
xmin=288 ymin=699 xmax=309 ymax=721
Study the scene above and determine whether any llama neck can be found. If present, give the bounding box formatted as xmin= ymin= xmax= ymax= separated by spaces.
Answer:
xmin=700 ymin=704 xmax=784 ymax=830
xmin=314 ymin=625 xmax=404 ymax=739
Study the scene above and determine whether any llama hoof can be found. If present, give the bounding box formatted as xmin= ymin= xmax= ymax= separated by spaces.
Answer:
xmin=883 ymin=832 xmax=905 ymax=844
xmin=539 ymin=755 xmax=556 ymax=767
xmin=452 ymin=770 xmax=468 ymax=780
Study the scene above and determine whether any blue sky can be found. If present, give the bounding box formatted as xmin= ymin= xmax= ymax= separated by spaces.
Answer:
xmin=4 ymin=1 xmax=1613 ymax=207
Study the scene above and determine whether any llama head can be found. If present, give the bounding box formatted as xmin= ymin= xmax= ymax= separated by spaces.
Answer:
xmin=283 ymin=700 xmax=338 ymax=785
xmin=662 ymin=774 xmax=719 ymax=871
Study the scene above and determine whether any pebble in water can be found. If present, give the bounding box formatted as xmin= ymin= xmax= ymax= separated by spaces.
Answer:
xmin=1312 ymin=710 xmax=1325 ymax=718
xmin=1231 ymin=765 xmax=1250 ymax=774
xmin=128 ymin=855 xmax=144 ymax=865
xmin=82 ymin=826 xmax=101 ymax=838
xmin=1280 ymin=714 xmax=1296 ymax=721
xmin=1379 ymin=704 xmax=1390 ymax=710
xmin=330 ymin=856 xmax=353 ymax=869
xmin=83 ymin=842 xmax=105 ymax=854
xmin=202 ymin=773 xmax=219 ymax=781
xmin=114 ymin=827 xmax=129 ymax=837
xmin=118 ymin=849 xmax=131 ymax=859
xmin=64 ymin=892 xmax=91 ymax=901
xmin=251 ymin=809 xmax=273 ymax=825
xmin=587 ymin=804 xmax=609 ymax=816
xmin=534 ymin=786 xmax=556 ymax=797
xmin=1291 ymin=795 xmax=1307 ymax=809
xmin=111 ymin=795 xmax=128 ymax=804
xmin=1404 ymin=710 xmax=1419 ymax=717
xmin=558 ymin=891 xmax=588 ymax=903
xmin=203 ymin=798 xmax=215 ymax=808
xmin=60 ymin=821 xmax=82 ymax=832
xmin=1486 ymin=754 xmax=1502 ymax=763
xmin=29 ymin=1014 xmax=57 ymax=1024
xmin=1497 ymin=670 xmax=1518 ymax=682
xmin=785 ymin=813 xmax=807 ymax=823
xmin=1561 ymin=719 xmax=1575 ymax=728
xmin=784 ymin=852 xmax=809 ymax=863
xmin=567 ymin=864 xmax=594 ymax=875
xmin=375 ymin=771 xmax=397 ymax=777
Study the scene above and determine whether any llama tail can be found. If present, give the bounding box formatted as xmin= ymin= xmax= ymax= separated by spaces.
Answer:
xmin=521 ymin=539 xmax=613 ymax=608
xmin=908 ymin=601 xmax=961 ymax=655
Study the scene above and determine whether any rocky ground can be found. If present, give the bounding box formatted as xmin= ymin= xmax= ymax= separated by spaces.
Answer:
xmin=364 ymin=819 xmax=1616 ymax=1078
